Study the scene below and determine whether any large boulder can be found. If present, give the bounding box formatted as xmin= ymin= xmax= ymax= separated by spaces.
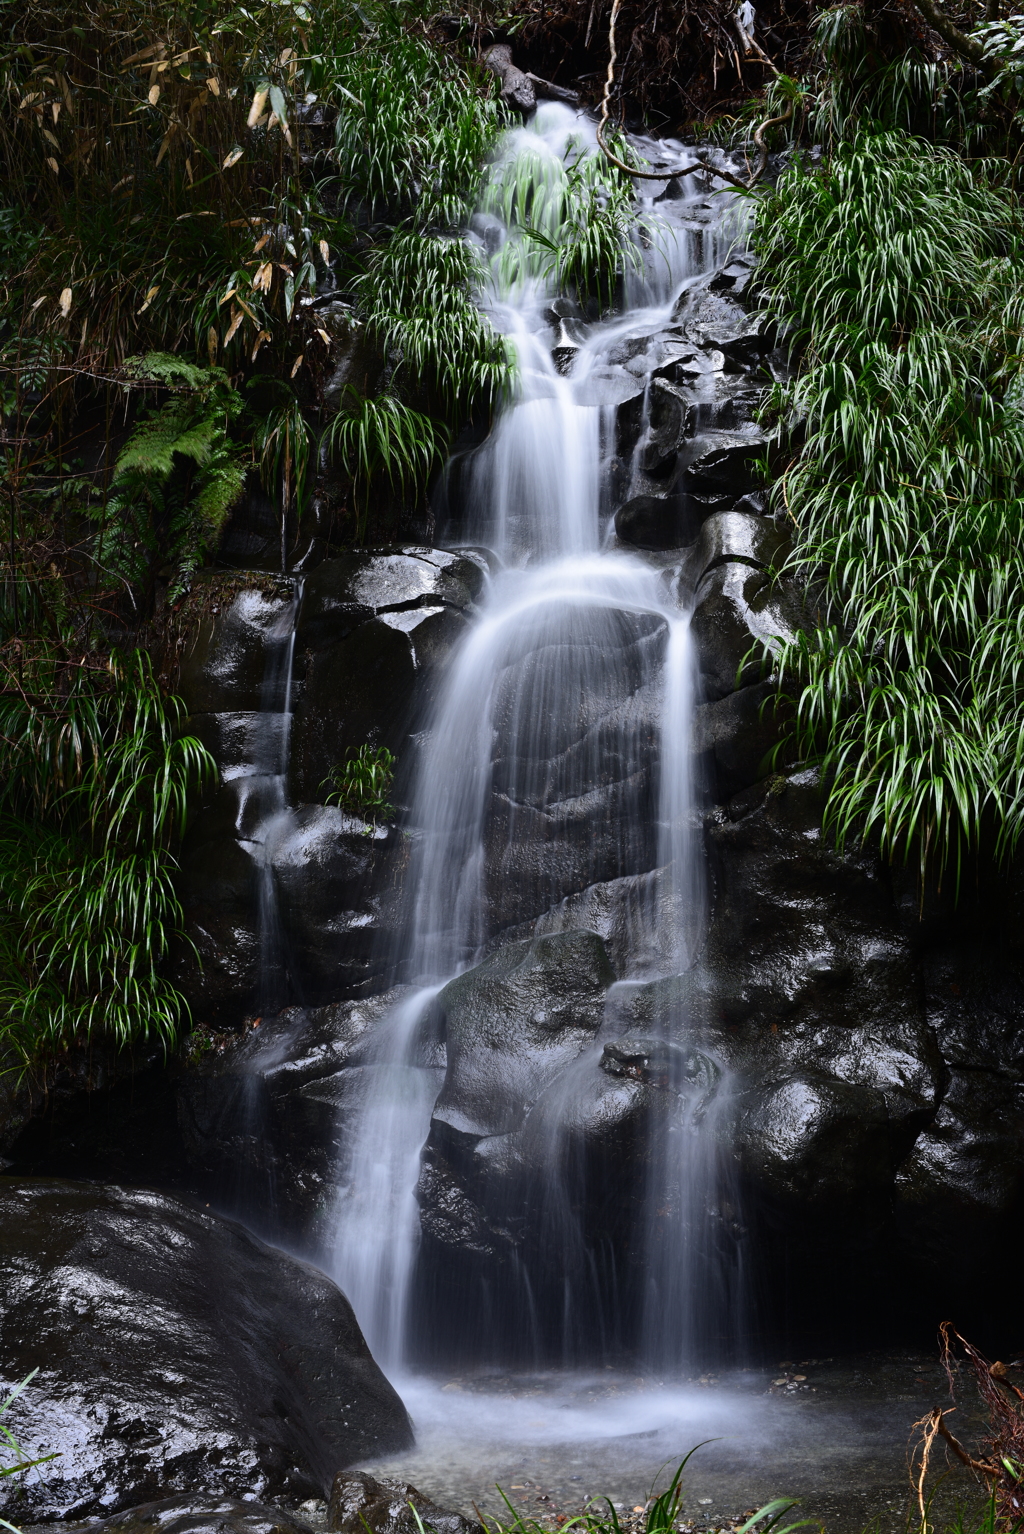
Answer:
xmin=0 ymin=1180 xmax=412 ymax=1522
xmin=428 ymin=930 xmax=616 ymax=1144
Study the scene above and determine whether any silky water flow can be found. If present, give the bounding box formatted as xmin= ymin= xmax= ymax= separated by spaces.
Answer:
xmin=329 ymin=105 xmax=748 ymax=1379
xmin=222 ymin=576 xmax=306 ymax=1232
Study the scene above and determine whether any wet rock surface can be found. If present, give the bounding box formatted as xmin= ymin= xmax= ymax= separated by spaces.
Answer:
xmin=0 ymin=1180 xmax=412 ymax=1521
xmin=327 ymin=1470 xmax=482 ymax=1534
xmin=65 ymin=1497 xmax=317 ymax=1534
xmin=176 ymin=990 xmax=414 ymax=1247
xmin=174 ymin=547 xmax=485 ymax=1021
xmin=428 ymin=931 xmax=616 ymax=1142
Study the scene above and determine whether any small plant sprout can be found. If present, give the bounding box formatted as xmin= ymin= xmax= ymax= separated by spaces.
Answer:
xmin=322 ymin=745 xmax=397 ymax=825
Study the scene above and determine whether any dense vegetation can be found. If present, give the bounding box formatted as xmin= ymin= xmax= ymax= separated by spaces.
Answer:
xmin=753 ymin=1 xmax=1024 ymax=887
xmin=3 ymin=0 xmax=1024 ymax=1064
xmin=0 ymin=0 xmax=641 ymax=1067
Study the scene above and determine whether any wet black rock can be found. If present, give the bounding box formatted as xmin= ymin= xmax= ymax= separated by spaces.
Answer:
xmin=0 ymin=1040 xmax=178 ymax=1181
xmin=175 ymin=548 xmax=489 ymax=1020
xmin=597 ymin=768 xmax=947 ymax=1294
xmin=736 ymin=1071 xmax=894 ymax=1207
xmin=328 ymin=1470 xmax=482 ymax=1534
xmin=272 ymin=806 xmax=399 ymax=999
xmin=614 ymin=492 xmax=705 ymax=551
xmin=296 ymin=548 xmax=486 ymax=652
xmin=694 ymin=682 xmax=791 ymax=800
xmin=688 ymin=511 xmax=789 ymax=586
xmin=516 ymin=866 xmax=676 ymax=977
xmin=429 ymin=930 xmax=616 ymax=1142
xmin=679 ymin=429 xmax=765 ymax=500
xmin=634 ymin=378 xmax=697 ymax=474
xmin=0 ymin=1180 xmax=412 ymax=1522
xmin=178 ymin=782 xmax=399 ymax=1019
xmin=320 ymin=308 xmax=386 ymax=414
xmin=177 ymin=581 xmax=297 ymax=717
xmin=708 ymin=259 xmax=755 ymax=296
xmin=176 ymin=989 xmax=415 ymax=1245
xmin=690 ymin=563 xmax=801 ymax=702
xmin=81 ymin=1496 xmax=317 ymax=1534
xmin=674 ymin=289 xmax=772 ymax=359
xmin=174 ymin=784 xmax=262 ymax=1016
xmin=893 ymin=936 xmax=1024 ymax=1292
xmin=290 ymin=605 xmax=467 ymax=804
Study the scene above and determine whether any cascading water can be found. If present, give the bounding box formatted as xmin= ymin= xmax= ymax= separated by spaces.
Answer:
xmin=329 ymin=103 xmax=747 ymax=1375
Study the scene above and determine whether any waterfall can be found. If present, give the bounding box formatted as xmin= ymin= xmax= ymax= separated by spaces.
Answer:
xmin=329 ymin=104 xmax=746 ymax=1374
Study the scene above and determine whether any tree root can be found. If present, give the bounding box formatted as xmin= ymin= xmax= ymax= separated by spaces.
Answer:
xmin=595 ymin=0 xmax=792 ymax=188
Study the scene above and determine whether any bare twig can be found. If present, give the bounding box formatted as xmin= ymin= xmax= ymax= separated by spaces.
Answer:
xmin=596 ymin=0 xmax=705 ymax=177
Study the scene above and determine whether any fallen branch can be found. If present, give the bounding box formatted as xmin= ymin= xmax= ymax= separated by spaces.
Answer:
xmin=907 ymin=0 xmax=996 ymax=73
xmin=483 ymin=45 xmax=581 ymax=111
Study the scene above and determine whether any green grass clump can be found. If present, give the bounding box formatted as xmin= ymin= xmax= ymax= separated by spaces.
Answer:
xmin=0 ymin=647 xmax=214 ymax=1070
xmin=754 ymin=128 xmax=1024 ymax=886
xmin=322 ymin=744 xmax=397 ymax=823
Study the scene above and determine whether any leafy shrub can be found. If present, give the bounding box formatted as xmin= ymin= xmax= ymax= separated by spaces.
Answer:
xmin=91 ymin=354 xmax=246 ymax=604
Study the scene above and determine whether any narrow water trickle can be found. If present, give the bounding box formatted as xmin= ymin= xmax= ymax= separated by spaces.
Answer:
xmin=223 ymin=576 xmax=305 ymax=1233
xmin=251 ymin=579 xmax=304 ymax=1016
xmin=329 ymin=103 xmax=749 ymax=1376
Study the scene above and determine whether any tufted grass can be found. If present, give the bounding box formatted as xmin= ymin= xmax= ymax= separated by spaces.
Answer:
xmin=0 ymin=648 xmax=215 ymax=1070
xmin=754 ymin=128 xmax=1024 ymax=888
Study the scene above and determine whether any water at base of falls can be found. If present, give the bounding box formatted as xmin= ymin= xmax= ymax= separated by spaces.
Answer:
xmin=328 ymin=103 xmax=749 ymax=1377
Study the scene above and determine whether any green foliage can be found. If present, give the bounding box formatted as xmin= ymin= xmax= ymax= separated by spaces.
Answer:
xmin=251 ymin=380 xmax=311 ymax=566
xmin=354 ymin=232 xmax=512 ymax=417
xmin=0 ymin=0 xmax=645 ymax=574
xmin=329 ymin=20 xmax=504 ymax=229
xmin=755 ymin=129 xmax=1024 ymax=884
xmin=93 ymin=354 xmax=246 ymax=602
xmin=482 ymin=127 xmax=642 ymax=305
xmin=321 ymin=744 xmax=396 ymax=821
xmin=484 ymin=1454 xmax=820 ymax=1534
xmin=799 ymin=1 xmax=976 ymax=149
xmin=0 ymin=648 xmax=215 ymax=1068
xmin=325 ymin=391 xmax=448 ymax=544
xmin=974 ymin=14 xmax=1024 ymax=122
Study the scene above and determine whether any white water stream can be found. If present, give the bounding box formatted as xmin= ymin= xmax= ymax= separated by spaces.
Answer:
xmin=328 ymin=105 xmax=746 ymax=1377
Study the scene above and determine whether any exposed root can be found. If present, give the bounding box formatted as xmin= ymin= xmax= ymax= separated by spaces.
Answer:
xmin=595 ymin=0 xmax=793 ymax=187
xmin=908 ymin=1324 xmax=1024 ymax=1532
